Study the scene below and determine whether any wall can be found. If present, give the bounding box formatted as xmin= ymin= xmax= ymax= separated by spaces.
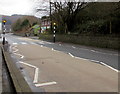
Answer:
xmin=39 ymin=34 xmax=119 ymax=50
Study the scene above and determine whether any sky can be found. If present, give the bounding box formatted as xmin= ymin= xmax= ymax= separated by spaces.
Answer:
xmin=0 ymin=0 xmax=34 ymax=15
xmin=0 ymin=0 xmax=49 ymax=17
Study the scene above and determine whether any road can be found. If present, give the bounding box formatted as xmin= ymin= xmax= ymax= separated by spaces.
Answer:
xmin=3 ymin=33 xmax=119 ymax=92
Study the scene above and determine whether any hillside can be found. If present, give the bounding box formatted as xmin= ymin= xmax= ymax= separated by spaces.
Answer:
xmin=2 ymin=15 xmax=26 ymax=25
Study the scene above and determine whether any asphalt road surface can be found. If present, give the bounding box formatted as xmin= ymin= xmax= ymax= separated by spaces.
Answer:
xmin=3 ymin=33 xmax=119 ymax=92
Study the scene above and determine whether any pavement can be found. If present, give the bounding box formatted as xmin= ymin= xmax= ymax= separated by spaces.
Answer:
xmin=0 ymin=43 xmax=2 ymax=93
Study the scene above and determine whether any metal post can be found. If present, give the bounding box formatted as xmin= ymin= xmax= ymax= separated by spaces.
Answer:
xmin=53 ymin=34 xmax=55 ymax=43
xmin=53 ymin=30 xmax=55 ymax=43
xmin=53 ymin=23 xmax=56 ymax=43
xmin=3 ymin=25 xmax=5 ymax=45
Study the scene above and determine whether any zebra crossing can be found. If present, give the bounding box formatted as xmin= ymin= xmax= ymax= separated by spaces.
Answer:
xmin=12 ymin=42 xmax=38 ymax=45
xmin=11 ymin=41 xmax=53 ymax=45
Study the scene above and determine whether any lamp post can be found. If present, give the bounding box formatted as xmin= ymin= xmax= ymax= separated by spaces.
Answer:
xmin=2 ymin=20 xmax=6 ymax=45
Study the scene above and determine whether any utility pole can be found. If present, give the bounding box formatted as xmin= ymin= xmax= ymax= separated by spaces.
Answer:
xmin=50 ymin=0 xmax=56 ymax=43
xmin=50 ymin=0 xmax=52 ymax=33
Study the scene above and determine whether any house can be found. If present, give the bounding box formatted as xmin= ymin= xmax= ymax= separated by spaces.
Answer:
xmin=41 ymin=18 xmax=50 ymax=33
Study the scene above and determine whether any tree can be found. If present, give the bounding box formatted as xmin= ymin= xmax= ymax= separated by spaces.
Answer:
xmin=51 ymin=1 xmax=88 ymax=33
xmin=12 ymin=16 xmax=39 ymax=32
xmin=12 ymin=18 xmax=22 ymax=31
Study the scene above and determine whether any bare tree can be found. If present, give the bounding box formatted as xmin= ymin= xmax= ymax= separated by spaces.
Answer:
xmin=51 ymin=1 xmax=88 ymax=33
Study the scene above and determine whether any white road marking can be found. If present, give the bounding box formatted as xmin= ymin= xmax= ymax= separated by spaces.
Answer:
xmin=38 ymin=42 xmax=44 ymax=44
xmin=12 ymin=46 xmax=19 ymax=53
xmin=13 ymin=43 xmax=18 ymax=45
xmin=75 ymin=56 xmax=118 ymax=72
xmin=100 ymin=62 xmax=119 ymax=72
xmin=33 ymin=68 xmax=39 ymax=83
xmin=31 ymin=42 xmax=39 ymax=45
xmin=72 ymin=46 xmax=76 ymax=49
xmin=90 ymin=59 xmax=100 ymax=63
xmin=12 ymin=45 xmax=24 ymax=58
xmin=59 ymin=44 xmax=62 ymax=46
xmin=68 ymin=53 xmax=74 ymax=58
xmin=67 ymin=52 xmax=118 ymax=72
xmin=18 ymin=61 xmax=57 ymax=86
xmin=9 ymin=45 xmax=12 ymax=52
xmin=18 ymin=61 xmax=39 ymax=83
xmin=21 ymin=42 xmax=27 ymax=45
xmin=19 ymin=61 xmax=37 ymax=68
xmin=13 ymin=53 xmax=24 ymax=58
xmin=91 ymin=50 xmax=96 ymax=52
xmin=40 ymin=45 xmax=47 ymax=48
xmin=51 ymin=48 xmax=61 ymax=53
xmin=52 ymin=48 xmax=54 ymax=51
xmin=75 ymin=57 xmax=89 ymax=61
xmin=35 ymin=82 xmax=57 ymax=87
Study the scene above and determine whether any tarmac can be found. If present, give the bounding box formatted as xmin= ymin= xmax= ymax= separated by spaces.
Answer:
xmin=16 ymin=44 xmax=118 ymax=92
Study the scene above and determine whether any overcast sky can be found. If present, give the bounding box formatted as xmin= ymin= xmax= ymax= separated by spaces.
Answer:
xmin=0 ymin=0 xmax=49 ymax=17
xmin=0 ymin=0 xmax=34 ymax=15
xmin=0 ymin=0 xmax=119 ymax=18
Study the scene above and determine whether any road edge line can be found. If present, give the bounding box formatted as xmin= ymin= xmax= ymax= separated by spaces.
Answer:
xmin=100 ymin=62 xmax=119 ymax=72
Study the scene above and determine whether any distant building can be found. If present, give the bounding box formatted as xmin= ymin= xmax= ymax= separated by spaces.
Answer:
xmin=41 ymin=18 xmax=50 ymax=33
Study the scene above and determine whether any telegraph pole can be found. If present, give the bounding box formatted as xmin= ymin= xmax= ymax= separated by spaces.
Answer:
xmin=50 ymin=0 xmax=52 ymax=33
